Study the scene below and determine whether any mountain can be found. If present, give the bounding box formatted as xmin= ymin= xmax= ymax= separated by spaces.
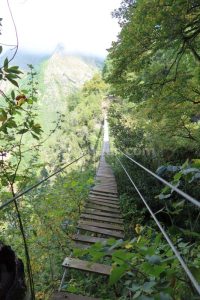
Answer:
xmin=35 ymin=49 xmax=103 ymax=130
xmin=1 ymin=47 xmax=104 ymax=130
xmin=39 ymin=51 xmax=101 ymax=108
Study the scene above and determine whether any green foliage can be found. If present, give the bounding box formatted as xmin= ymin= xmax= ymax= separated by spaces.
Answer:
xmin=82 ymin=73 xmax=108 ymax=96
xmin=104 ymin=154 xmax=200 ymax=299
xmin=105 ymin=0 xmax=200 ymax=157
xmin=41 ymin=75 xmax=104 ymax=167
xmin=74 ymin=229 xmax=200 ymax=299
xmin=0 ymin=59 xmax=22 ymax=86
xmin=103 ymin=5 xmax=200 ymax=296
xmin=157 ymin=159 xmax=200 ymax=200
xmin=0 ymin=50 xmax=105 ymax=299
xmin=0 ymin=164 xmax=96 ymax=299
xmin=0 ymin=61 xmax=44 ymax=197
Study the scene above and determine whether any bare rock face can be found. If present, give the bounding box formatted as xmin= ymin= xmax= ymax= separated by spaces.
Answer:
xmin=0 ymin=242 xmax=26 ymax=300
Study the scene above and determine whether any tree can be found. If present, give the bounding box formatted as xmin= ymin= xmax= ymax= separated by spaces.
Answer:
xmin=105 ymin=0 xmax=200 ymax=157
xmin=82 ymin=73 xmax=108 ymax=96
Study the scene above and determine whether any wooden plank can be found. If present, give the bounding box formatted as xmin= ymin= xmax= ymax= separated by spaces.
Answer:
xmin=92 ymin=188 xmax=118 ymax=195
xmin=94 ymin=185 xmax=117 ymax=190
xmin=83 ymin=208 xmax=122 ymax=219
xmin=89 ymin=194 xmax=118 ymax=200
xmin=90 ymin=193 xmax=118 ymax=198
xmin=89 ymin=196 xmax=118 ymax=203
xmin=88 ymin=198 xmax=120 ymax=208
xmin=95 ymin=180 xmax=116 ymax=183
xmin=95 ymin=183 xmax=117 ymax=186
xmin=77 ymin=224 xmax=124 ymax=238
xmin=94 ymin=182 xmax=116 ymax=185
xmin=72 ymin=234 xmax=107 ymax=244
xmin=87 ymin=199 xmax=120 ymax=208
xmin=98 ymin=171 xmax=114 ymax=176
xmin=90 ymin=192 xmax=118 ymax=199
xmin=95 ymin=180 xmax=116 ymax=184
xmin=96 ymin=174 xmax=114 ymax=178
xmin=85 ymin=203 xmax=120 ymax=213
xmin=88 ymin=196 xmax=119 ymax=204
xmin=62 ymin=257 xmax=111 ymax=275
xmin=51 ymin=292 xmax=100 ymax=300
xmin=78 ymin=220 xmax=124 ymax=231
xmin=80 ymin=213 xmax=123 ymax=224
xmin=95 ymin=175 xmax=116 ymax=180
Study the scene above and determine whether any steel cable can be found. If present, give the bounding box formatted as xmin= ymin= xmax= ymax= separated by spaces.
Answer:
xmin=0 ymin=153 xmax=87 ymax=299
xmin=121 ymin=151 xmax=200 ymax=209
xmin=116 ymin=156 xmax=200 ymax=295
xmin=0 ymin=153 xmax=87 ymax=210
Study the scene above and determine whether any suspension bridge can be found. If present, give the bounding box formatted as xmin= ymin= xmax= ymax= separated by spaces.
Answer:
xmin=52 ymin=116 xmax=125 ymax=300
xmin=0 ymin=116 xmax=199 ymax=299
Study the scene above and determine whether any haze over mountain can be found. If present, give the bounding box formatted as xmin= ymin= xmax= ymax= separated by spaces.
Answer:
xmin=0 ymin=45 xmax=103 ymax=132
xmin=38 ymin=46 xmax=102 ymax=115
xmin=9 ymin=44 xmax=104 ymax=70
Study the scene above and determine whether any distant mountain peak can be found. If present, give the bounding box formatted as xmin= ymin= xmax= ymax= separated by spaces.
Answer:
xmin=54 ymin=43 xmax=66 ymax=55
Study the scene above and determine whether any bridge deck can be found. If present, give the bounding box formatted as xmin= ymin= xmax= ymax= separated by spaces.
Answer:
xmin=51 ymin=117 xmax=124 ymax=300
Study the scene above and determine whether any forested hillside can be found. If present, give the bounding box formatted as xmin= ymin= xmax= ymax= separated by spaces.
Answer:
xmin=0 ymin=1 xmax=200 ymax=299
xmin=0 ymin=33 xmax=107 ymax=298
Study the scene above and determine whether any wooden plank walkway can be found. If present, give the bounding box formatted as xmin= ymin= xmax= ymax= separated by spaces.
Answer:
xmin=51 ymin=117 xmax=124 ymax=300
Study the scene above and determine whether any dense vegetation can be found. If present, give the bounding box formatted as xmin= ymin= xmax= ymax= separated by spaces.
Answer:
xmin=0 ymin=34 xmax=105 ymax=298
xmin=97 ymin=0 xmax=200 ymax=299
xmin=1 ymin=1 xmax=200 ymax=299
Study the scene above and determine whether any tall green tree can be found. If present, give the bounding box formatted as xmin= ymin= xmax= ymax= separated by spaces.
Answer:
xmin=105 ymin=0 xmax=200 ymax=157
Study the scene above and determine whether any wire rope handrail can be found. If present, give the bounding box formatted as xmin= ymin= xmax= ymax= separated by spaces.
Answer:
xmin=121 ymin=151 xmax=200 ymax=209
xmin=0 ymin=153 xmax=88 ymax=300
xmin=0 ymin=153 xmax=87 ymax=210
xmin=116 ymin=156 xmax=200 ymax=295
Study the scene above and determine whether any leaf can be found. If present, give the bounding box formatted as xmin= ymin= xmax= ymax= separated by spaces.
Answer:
xmin=166 ymin=166 xmax=181 ymax=172
xmin=142 ymin=262 xmax=166 ymax=277
xmin=142 ymin=281 xmax=156 ymax=293
xmin=31 ymin=133 xmax=40 ymax=140
xmin=18 ymin=128 xmax=29 ymax=134
xmin=190 ymin=173 xmax=200 ymax=182
xmin=191 ymin=159 xmax=200 ymax=168
xmin=138 ymin=296 xmax=154 ymax=300
xmin=1 ymin=178 xmax=9 ymax=187
xmin=11 ymin=90 xmax=15 ymax=100
xmin=27 ymin=99 xmax=33 ymax=104
xmin=109 ymin=239 xmax=124 ymax=250
xmin=125 ymin=243 xmax=133 ymax=249
xmin=6 ymin=77 xmax=19 ymax=87
xmin=32 ymin=123 xmax=42 ymax=134
xmin=109 ymin=264 xmax=128 ymax=285
xmin=158 ymin=193 xmax=171 ymax=200
xmin=173 ymin=172 xmax=182 ymax=181
xmin=4 ymin=58 xmax=8 ymax=69
xmin=158 ymin=292 xmax=172 ymax=300
xmin=6 ymin=119 xmax=17 ymax=128
xmin=133 ymin=290 xmax=141 ymax=299
xmin=0 ymin=46 xmax=2 ymax=54
xmin=182 ymin=168 xmax=200 ymax=175
xmin=156 ymin=166 xmax=167 ymax=175
xmin=7 ymin=66 xmax=22 ymax=74
xmin=0 ymin=109 xmax=7 ymax=122
xmin=191 ymin=267 xmax=200 ymax=282
xmin=130 ymin=283 xmax=141 ymax=292
xmin=146 ymin=255 xmax=161 ymax=265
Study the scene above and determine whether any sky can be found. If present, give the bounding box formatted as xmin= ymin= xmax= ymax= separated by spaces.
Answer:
xmin=0 ymin=0 xmax=121 ymax=57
